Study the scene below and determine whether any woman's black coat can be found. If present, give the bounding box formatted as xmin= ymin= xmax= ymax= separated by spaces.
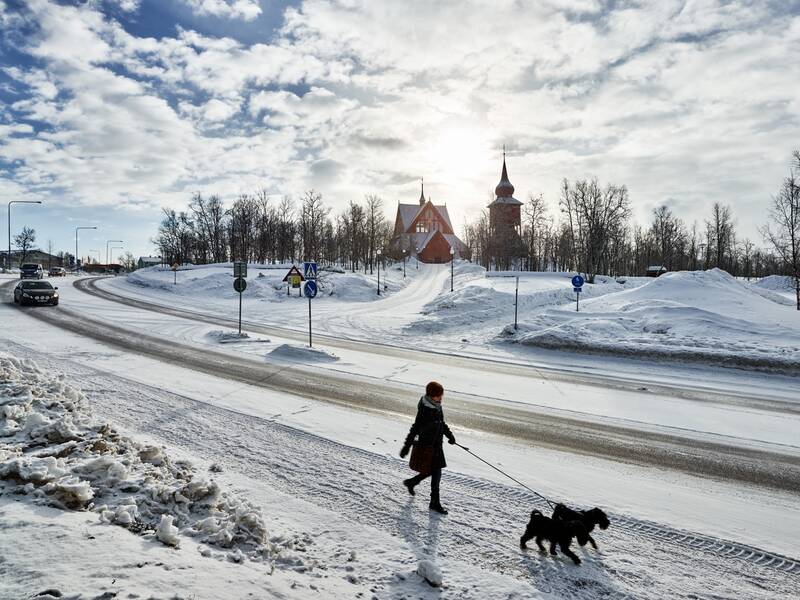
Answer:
xmin=403 ymin=396 xmax=455 ymax=470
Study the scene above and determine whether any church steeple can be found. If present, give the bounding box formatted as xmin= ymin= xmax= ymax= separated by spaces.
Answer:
xmin=495 ymin=147 xmax=515 ymax=198
xmin=419 ymin=178 xmax=426 ymax=205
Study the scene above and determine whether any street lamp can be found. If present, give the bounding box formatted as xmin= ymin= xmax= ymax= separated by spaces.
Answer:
xmin=450 ymin=247 xmax=455 ymax=292
xmin=7 ymin=200 xmax=43 ymax=270
xmin=106 ymin=240 xmax=123 ymax=265
xmin=75 ymin=226 xmax=98 ymax=272
xmin=403 ymin=249 xmax=407 ymax=278
xmin=376 ymin=249 xmax=382 ymax=296
xmin=415 ymin=247 xmax=419 ymax=269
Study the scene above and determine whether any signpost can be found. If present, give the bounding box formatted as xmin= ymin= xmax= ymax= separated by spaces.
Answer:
xmin=171 ymin=262 xmax=179 ymax=285
xmin=282 ymin=265 xmax=304 ymax=296
xmin=571 ymin=274 xmax=584 ymax=312
xmin=514 ymin=276 xmax=519 ymax=330
xmin=303 ymin=262 xmax=318 ymax=347
xmin=234 ymin=263 xmax=248 ymax=334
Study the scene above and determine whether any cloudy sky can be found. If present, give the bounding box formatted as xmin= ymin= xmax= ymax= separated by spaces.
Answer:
xmin=1 ymin=0 xmax=799 ymax=260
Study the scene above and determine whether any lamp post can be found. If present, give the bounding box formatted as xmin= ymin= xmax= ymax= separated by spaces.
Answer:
xmin=75 ymin=226 xmax=97 ymax=272
xmin=7 ymin=200 xmax=43 ymax=270
xmin=403 ymin=249 xmax=407 ymax=278
xmin=377 ymin=249 xmax=382 ymax=296
xmin=449 ymin=247 xmax=455 ymax=292
xmin=415 ymin=247 xmax=419 ymax=269
xmin=106 ymin=240 xmax=123 ymax=265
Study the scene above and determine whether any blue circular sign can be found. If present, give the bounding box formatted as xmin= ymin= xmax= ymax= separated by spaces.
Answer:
xmin=571 ymin=275 xmax=585 ymax=288
xmin=304 ymin=280 xmax=318 ymax=298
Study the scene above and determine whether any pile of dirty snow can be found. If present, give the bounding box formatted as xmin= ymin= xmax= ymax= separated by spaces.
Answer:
xmin=0 ymin=353 xmax=272 ymax=561
xmin=508 ymin=269 xmax=800 ymax=371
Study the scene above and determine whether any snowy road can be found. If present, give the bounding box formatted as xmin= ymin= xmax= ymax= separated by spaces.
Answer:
xmin=4 ymin=278 xmax=800 ymax=492
xmin=3 ymin=342 xmax=798 ymax=599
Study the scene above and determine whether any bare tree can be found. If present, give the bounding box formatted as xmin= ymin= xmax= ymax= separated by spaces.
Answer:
xmin=13 ymin=226 xmax=36 ymax=265
xmin=762 ymin=151 xmax=800 ymax=309
xmin=560 ymin=178 xmax=631 ymax=283
xmin=705 ymin=203 xmax=735 ymax=271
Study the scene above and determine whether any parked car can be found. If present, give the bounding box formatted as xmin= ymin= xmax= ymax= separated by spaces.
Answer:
xmin=13 ymin=280 xmax=59 ymax=306
xmin=19 ymin=263 xmax=44 ymax=279
xmin=48 ymin=267 xmax=67 ymax=277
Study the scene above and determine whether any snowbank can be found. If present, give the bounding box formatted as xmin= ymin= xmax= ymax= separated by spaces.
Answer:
xmin=407 ymin=270 xmax=644 ymax=334
xmin=268 ymin=343 xmax=339 ymax=363
xmin=754 ymin=275 xmax=795 ymax=293
xmin=508 ymin=269 xmax=800 ymax=371
xmin=0 ymin=353 xmax=272 ymax=561
xmin=124 ymin=261 xmax=415 ymax=303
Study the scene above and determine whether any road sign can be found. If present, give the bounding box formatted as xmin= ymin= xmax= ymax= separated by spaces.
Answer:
xmin=234 ymin=261 xmax=247 ymax=278
xmin=571 ymin=274 xmax=584 ymax=288
xmin=171 ymin=263 xmax=179 ymax=271
xmin=573 ymin=287 xmax=582 ymax=293
xmin=304 ymin=280 xmax=318 ymax=298
xmin=282 ymin=265 xmax=304 ymax=283
xmin=234 ymin=277 xmax=247 ymax=293
xmin=303 ymin=261 xmax=318 ymax=280
xmin=289 ymin=275 xmax=301 ymax=288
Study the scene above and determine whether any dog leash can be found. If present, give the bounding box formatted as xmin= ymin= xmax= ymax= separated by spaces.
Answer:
xmin=454 ymin=443 xmax=556 ymax=509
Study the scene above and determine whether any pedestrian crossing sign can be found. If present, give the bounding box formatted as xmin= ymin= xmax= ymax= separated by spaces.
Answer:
xmin=303 ymin=261 xmax=317 ymax=280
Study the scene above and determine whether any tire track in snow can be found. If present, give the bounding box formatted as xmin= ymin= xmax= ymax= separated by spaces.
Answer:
xmin=10 ymin=345 xmax=799 ymax=600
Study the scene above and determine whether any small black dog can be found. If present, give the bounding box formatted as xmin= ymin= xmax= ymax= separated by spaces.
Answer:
xmin=551 ymin=503 xmax=610 ymax=550
xmin=520 ymin=509 xmax=589 ymax=565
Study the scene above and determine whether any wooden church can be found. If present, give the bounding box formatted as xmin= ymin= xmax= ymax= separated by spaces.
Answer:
xmin=389 ymin=183 xmax=468 ymax=263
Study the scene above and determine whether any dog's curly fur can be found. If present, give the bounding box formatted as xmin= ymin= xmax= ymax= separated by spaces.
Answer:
xmin=520 ymin=509 xmax=589 ymax=565
xmin=551 ymin=503 xmax=610 ymax=550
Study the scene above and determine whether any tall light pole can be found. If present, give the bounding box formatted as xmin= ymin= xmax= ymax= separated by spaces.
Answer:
xmin=106 ymin=240 xmax=123 ymax=265
xmin=403 ymin=249 xmax=407 ymax=278
xmin=450 ymin=247 xmax=455 ymax=292
xmin=376 ymin=249 xmax=382 ymax=296
xmin=415 ymin=247 xmax=419 ymax=269
xmin=75 ymin=226 xmax=97 ymax=272
xmin=7 ymin=200 xmax=42 ymax=270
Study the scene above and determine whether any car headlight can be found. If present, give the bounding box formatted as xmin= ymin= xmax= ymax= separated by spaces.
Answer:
xmin=52 ymin=293 xmax=59 ymax=298
xmin=22 ymin=292 xmax=31 ymax=298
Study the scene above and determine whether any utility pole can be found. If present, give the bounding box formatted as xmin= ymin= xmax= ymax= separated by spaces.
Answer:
xmin=75 ymin=226 xmax=97 ymax=272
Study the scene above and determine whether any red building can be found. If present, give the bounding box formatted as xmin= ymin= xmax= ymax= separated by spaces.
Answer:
xmin=389 ymin=183 xmax=468 ymax=263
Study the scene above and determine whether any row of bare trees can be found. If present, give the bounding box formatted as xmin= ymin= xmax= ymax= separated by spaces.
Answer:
xmin=464 ymin=151 xmax=800 ymax=306
xmin=154 ymin=190 xmax=392 ymax=274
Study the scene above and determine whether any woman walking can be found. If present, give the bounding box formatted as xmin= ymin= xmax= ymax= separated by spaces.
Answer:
xmin=400 ymin=381 xmax=457 ymax=515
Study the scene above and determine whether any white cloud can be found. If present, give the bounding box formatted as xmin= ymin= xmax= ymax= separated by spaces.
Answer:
xmin=181 ymin=0 xmax=262 ymax=21
xmin=1 ymin=0 xmax=799 ymax=244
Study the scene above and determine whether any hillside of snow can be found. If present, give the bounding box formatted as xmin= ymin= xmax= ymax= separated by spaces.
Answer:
xmin=508 ymin=269 xmax=800 ymax=371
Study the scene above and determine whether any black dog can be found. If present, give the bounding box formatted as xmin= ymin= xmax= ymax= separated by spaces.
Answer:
xmin=551 ymin=503 xmax=610 ymax=550
xmin=520 ymin=509 xmax=589 ymax=565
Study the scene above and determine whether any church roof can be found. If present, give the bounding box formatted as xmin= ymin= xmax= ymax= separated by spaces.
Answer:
xmin=397 ymin=201 xmax=454 ymax=232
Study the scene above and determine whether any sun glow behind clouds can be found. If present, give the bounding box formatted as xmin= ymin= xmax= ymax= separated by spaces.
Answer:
xmin=426 ymin=123 xmax=495 ymax=198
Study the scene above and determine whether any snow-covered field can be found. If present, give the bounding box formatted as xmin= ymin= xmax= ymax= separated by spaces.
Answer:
xmin=3 ymin=266 xmax=800 ymax=598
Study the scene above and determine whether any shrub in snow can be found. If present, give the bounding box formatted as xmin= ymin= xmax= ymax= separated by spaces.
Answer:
xmin=417 ymin=559 xmax=442 ymax=587
xmin=0 ymin=353 xmax=271 ymax=560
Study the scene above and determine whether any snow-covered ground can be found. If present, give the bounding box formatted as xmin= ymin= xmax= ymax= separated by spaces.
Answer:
xmin=3 ymin=267 xmax=800 ymax=598
xmin=104 ymin=263 xmax=800 ymax=372
xmin=508 ymin=269 xmax=800 ymax=370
